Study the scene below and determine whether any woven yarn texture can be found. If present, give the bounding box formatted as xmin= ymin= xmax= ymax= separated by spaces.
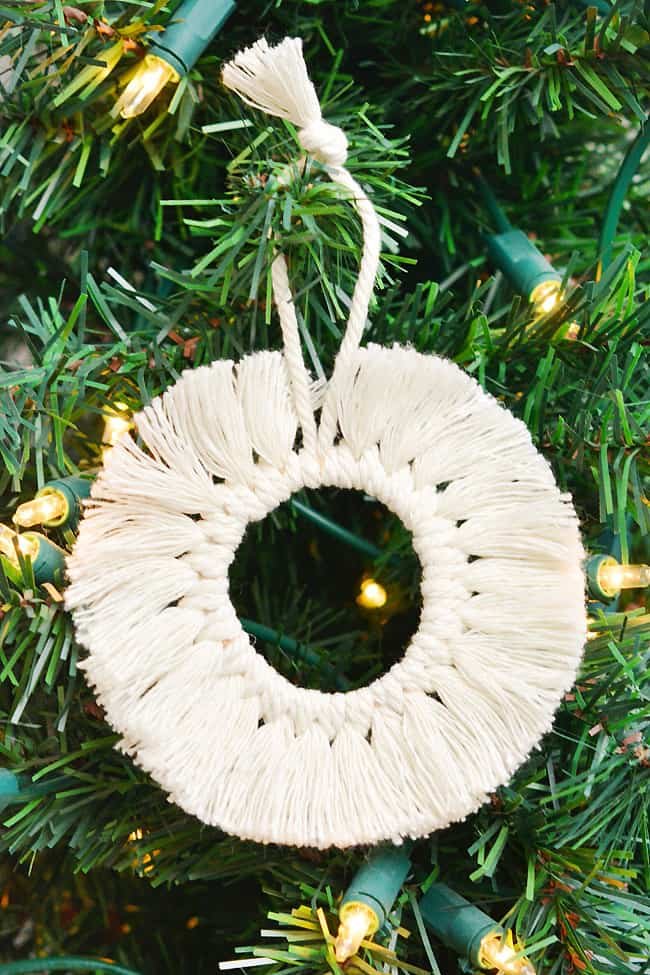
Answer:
xmin=66 ymin=343 xmax=586 ymax=848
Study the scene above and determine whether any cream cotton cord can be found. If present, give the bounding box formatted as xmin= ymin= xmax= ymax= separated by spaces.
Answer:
xmin=66 ymin=36 xmax=587 ymax=849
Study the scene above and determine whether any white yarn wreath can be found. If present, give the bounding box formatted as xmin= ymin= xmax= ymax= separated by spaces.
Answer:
xmin=66 ymin=37 xmax=586 ymax=849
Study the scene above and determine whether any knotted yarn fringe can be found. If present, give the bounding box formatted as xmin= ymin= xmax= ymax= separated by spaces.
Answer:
xmin=67 ymin=346 xmax=587 ymax=849
xmin=222 ymin=36 xmax=348 ymax=168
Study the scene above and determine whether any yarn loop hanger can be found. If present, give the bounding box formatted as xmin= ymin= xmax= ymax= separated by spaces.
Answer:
xmin=223 ymin=36 xmax=382 ymax=451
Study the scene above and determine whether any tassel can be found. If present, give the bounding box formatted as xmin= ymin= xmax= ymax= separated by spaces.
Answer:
xmin=222 ymin=36 xmax=348 ymax=167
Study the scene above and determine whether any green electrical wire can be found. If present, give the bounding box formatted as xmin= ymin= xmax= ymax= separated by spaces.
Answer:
xmin=0 ymin=959 xmax=141 ymax=975
xmin=289 ymin=499 xmax=382 ymax=560
xmin=241 ymin=619 xmax=350 ymax=690
xmin=598 ymin=120 xmax=650 ymax=271
xmin=473 ymin=172 xmax=512 ymax=234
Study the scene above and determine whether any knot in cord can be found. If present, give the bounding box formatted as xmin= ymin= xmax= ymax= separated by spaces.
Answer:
xmin=298 ymin=120 xmax=348 ymax=168
xmin=222 ymin=35 xmax=381 ymax=456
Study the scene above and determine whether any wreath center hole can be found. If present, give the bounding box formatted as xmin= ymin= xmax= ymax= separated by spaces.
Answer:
xmin=229 ymin=487 xmax=423 ymax=692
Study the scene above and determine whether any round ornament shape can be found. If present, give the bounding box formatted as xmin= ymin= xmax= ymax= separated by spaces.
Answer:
xmin=66 ymin=344 xmax=586 ymax=848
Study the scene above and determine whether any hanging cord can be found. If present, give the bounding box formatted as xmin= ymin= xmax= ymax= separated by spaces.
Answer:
xmin=597 ymin=119 xmax=650 ymax=275
xmin=222 ymin=37 xmax=381 ymax=455
xmin=317 ymin=165 xmax=381 ymax=448
xmin=270 ymin=251 xmax=318 ymax=455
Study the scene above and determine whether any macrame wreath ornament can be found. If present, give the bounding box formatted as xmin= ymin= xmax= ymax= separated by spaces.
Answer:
xmin=66 ymin=37 xmax=586 ymax=849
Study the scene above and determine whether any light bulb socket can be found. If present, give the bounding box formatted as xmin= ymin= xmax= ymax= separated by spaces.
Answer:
xmin=341 ymin=845 xmax=412 ymax=930
xmin=586 ymin=553 xmax=619 ymax=601
xmin=149 ymin=0 xmax=236 ymax=77
xmin=486 ymin=229 xmax=561 ymax=300
xmin=23 ymin=533 xmax=66 ymax=586
xmin=0 ymin=768 xmax=71 ymax=813
xmin=0 ymin=769 xmax=21 ymax=814
xmin=35 ymin=476 xmax=92 ymax=530
xmin=419 ymin=882 xmax=500 ymax=966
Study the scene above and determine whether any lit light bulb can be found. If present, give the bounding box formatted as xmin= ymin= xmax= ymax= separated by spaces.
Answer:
xmin=127 ymin=827 xmax=158 ymax=874
xmin=357 ymin=577 xmax=388 ymax=610
xmin=479 ymin=930 xmax=536 ymax=975
xmin=114 ymin=54 xmax=179 ymax=119
xmin=565 ymin=322 xmax=580 ymax=340
xmin=0 ymin=525 xmax=38 ymax=565
xmin=102 ymin=404 xmax=133 ymax=459
xmin=335 ymin=903 xmax=379 ymax=963
xmin=0 ymin=525 xmax=18 ymax=563
xmin=597 ymin=558 xmax=650 ymax=599
xmin=14 ymin=490 xmax=68 ymax=529
xmin=529 ymin=279 xmax=563 ymax=316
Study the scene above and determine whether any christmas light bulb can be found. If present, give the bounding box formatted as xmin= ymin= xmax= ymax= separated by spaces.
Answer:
xmin=485 ymin=228 xmax=563 ymax=317
xmin=0 ymin=528 xmax=65 ymax=584
xmin=479 ymin=930 xmax=535 ymax=975
xmin=0 ymin=525 xmax=38 ymax=564
xmin=16 ymin=534 xmax=39 ymax=560
xmin=112 ymin=0 xmax=235 ymax=118
xmin=14 ymin=490 xmax=67 ymax=529
xmin=597 ymin=558 xmax=650 ymax=598
xmin=565 ymin=322 xmax=580 ymax=340
xmin=114 ymin=54 xmax=180 ymax=119
xmin=102 ymin=406 xmax=133 ymax=459
xmin=357 ymin=577 xmax=388 ymax=609
xmin=335 ymin=903 xmax=379 ymax=963
xmin=0 ymin=525 xmax=19 ymax=562
xmin=529 ymin=279 xmax=562 ymax=316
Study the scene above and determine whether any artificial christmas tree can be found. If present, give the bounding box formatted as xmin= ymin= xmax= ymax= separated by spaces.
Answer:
xmin=0 ymin=1 xmax=649 ymax=973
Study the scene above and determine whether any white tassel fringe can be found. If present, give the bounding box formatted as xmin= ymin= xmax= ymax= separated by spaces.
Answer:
xmin=67 ymin=346 xmax=586 ymax=849
xmin=222 ymin=36 xmax=348 ymax=167
xmin=67 ymin=33 xmax=585 ymax=850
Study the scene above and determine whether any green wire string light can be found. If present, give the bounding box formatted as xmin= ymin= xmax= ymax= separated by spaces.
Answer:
xmin=420 ymin=883 xmax=535 ymax=975
xmin=334 ymin=846 xmax=412 ymax=962
xmin=0 ymin=524 xmax=66 ymax=585
xmin=13 ymin=476 xmax=92 ymax=531
xmin=475 ymin=174 xmax=564 ymax=316
xmin=115 ymin=0 xmax=235 ymax=118
xmin=586 ymin=554 xmax=650 ymax=601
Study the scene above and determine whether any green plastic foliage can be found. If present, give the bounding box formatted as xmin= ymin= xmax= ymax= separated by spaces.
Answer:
xmin=418 ymin=3 xmax=650 ymax=172
xmin=0 ymin=3 xmax=649 ymax=972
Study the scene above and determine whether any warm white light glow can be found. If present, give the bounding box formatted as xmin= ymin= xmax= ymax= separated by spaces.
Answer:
xmin=0 ymin=525 xmax=39 ymax=565
xmin=565 ymin=322 xmax=580 ymax=341
xmin=103 ymin=413 xmax=132 ymax=446
xmin=127 ymin=827 xmax=158 ymax=874
xmin=530 ymin=279 xmax=563 ymax=316
xmin=598 ymin=558 xmax=650 ymax=598
xmin=102 ymin=406 xmax=133 ymax=460
xmin=334 ymin=903 xmax=378 ymax=963
xmin=14 ymin=490 xmax=67 ymax=528
xmin=357 ymin=578 xmax=388 ymax=609
xmin=0 ymin=525 xmax=18 ymax=563
xmin=479 ymin=931 xmax=535 ymax=975
xmin=115 ymin=54 xmax=179 ymax=119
